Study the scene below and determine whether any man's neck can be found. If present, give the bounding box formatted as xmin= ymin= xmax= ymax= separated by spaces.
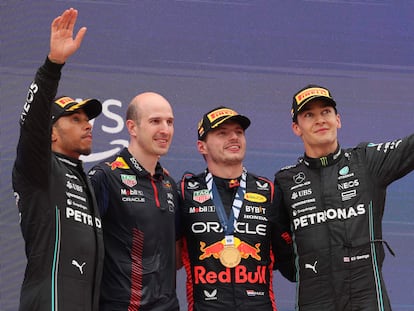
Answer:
xmin=208 ymin=163 xmax=244 ymax=179
xmin=304 ymin=142 xmax=339 ymax=159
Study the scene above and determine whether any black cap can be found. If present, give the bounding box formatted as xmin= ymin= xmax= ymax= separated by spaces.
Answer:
xmin=52 ymin=96 xmax=102 ymax=123
xmin=291 ymin=85 xmax=336 ymax=121
xmin=197 ymin=106 xmax=250 ymax=140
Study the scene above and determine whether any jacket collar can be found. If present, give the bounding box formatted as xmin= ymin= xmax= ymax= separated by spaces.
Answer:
xmin=300 ymin=145 xmax=342 ymax=169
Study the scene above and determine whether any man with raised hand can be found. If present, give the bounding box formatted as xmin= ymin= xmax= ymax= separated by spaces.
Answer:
xmin=13 ymin=8 xmax=104 ymax=311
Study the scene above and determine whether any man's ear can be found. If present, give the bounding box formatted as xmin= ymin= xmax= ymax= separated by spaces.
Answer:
xmin=197 ymin=140 xmax=207 ymax=155
xmin=126 ymin=119 xmax=137 ymax=137
xmin=51 ymin=125 xmax=58 ymax=142
xmin=336 ymin=113 xmax=342 ymax=129
xmin=291 ymin=122 xmax=302 ymax=137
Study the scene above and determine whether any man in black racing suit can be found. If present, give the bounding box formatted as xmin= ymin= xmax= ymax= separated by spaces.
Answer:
xmin=177 ymin=107 xmax=294 ymax=311
xmin=12 ymin=8 xmax=104 ymax=311
xmin=88 ymin=92 xmax=179 ymax=311
xmin=274 ymin=84 xmax=414 ymax=311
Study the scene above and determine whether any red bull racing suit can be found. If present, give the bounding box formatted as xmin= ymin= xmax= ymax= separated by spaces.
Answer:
xmin=274 ymin=137 xmax=414 ymax=311
xmin=178 ymin=170 xmax=294 ymax=311
xmin=88 ymin=148 xmax=179 ymax=311
xmin=12 ymin=57 xmax=104 ymax=311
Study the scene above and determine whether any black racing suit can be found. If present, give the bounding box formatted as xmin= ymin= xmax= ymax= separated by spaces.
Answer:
xmin=12 ymin=57 xmax=104 ymax=311
xmin=274 ymin=136 xmax=414 ymax=311
xmin=88 ymin=148 xmax=180 ymax=311
xmin=178 ymin=170 xmax=294 ymax=311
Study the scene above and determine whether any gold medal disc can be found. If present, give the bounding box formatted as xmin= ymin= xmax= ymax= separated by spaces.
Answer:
xmin=219 ymin=246 xmax=241 ymax=268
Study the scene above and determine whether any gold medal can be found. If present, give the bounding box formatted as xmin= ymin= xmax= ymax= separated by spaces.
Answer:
xmin=219 ymin=245 xmax=241 ymax=268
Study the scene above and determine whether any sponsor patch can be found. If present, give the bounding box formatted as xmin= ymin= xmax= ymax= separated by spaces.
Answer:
xmin=193 ymin=189 xmax=210 ymax=203
xmin=54 ymin=96 xmax=74 ymax=108
xmin=244 ymin=192 xmax=266 ymax=203
xmin=207 ymin=108 xmax=237 ymax=122
xmin=121 ymin=174 xmax=137 ymax=187
xmin=107 ymin=157 xmax=129 ymax=170
xmin=295 ymin=87 xmax=330 ymax=104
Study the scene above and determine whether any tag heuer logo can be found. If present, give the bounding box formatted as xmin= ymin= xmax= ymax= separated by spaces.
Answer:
xmin=121 ymin=174 xmax=137 ymax=187
xmin=193 ymin=189 xmax=210 ymax=203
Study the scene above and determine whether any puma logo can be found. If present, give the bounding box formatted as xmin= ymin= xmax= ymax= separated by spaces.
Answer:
xmin=72 ymin=260 xmax=86 ymax=274
xmin=305 ymin=261 xmax=318 ymax=274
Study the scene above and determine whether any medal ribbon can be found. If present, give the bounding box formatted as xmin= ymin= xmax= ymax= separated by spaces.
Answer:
xmin=205 ymin=168 xmax=246 ymax=235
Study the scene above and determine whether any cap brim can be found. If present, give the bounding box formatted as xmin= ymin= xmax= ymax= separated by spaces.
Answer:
xmin=66 ymin=98 xmax=102 ymax=120
xmin=212 ymin=114 xmax=251 ymax=130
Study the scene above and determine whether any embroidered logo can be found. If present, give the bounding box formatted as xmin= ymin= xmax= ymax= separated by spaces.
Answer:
xmin=121 ymin=174 xmax=137 ymax=187
xmin=193 ymin=189 xmax=210 ymax=203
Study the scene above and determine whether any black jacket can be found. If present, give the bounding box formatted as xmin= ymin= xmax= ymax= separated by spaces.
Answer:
xmin=88 ymin=148 xmax=179 ymax=311
xmin=274 ymin=137 xmax=414 ymax=311
xmin=12 ymin=58 xmax=104 ymax=311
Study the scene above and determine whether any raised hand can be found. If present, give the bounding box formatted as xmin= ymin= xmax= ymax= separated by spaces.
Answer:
xmin=48 ymin=8 xmax=87 ymax=64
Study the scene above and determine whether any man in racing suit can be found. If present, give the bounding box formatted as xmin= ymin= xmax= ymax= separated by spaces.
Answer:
xmin=178 ymin=107 xmax=294 ymax=311
xmin=88 ymin=92 xmax=179 ymax=310
xmin=274 ymin=84 xmax=414 ymax=311
xmin=12 ymin=8 xmax=104 ymax=311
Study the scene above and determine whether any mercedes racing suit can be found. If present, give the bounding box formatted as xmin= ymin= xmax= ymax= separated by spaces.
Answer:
xmin=12 ymin=57 xmax=104 ymax=311
xmin=88 ymin=148 xmax=179 ymax=311
xmin=274 ymin=136 xmax=414 ymax=311
xmin=178 ymin=170 xmax=294 ymax=311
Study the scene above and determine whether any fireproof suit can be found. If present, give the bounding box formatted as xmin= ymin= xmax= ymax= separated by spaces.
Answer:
xmin=274 ymin=136 xmax=414 ymax=311
xmin=12 ymin=57 xmax=104 ymax=311
xmin=178 ymin=170 xmax=294 ymax=311
xmin=88 ymin=148 xmax=179 ymax=311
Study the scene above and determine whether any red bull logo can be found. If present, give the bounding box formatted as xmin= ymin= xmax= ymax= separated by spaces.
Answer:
xmin=194 ymin=265 xmax=267 ymax=284
xmin=199 ymin=240 xmax=224 ymax=260
xmin=199 ymin=237 xmax=261 ymax=261
xmin=238 ymin=241 xmax=261 ymax=260
xmin=107 ymin=157 xmax=130 ymax=170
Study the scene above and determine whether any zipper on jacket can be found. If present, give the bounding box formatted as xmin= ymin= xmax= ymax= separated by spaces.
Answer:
xmin=150 ymin=177 xmax=161 ymax=208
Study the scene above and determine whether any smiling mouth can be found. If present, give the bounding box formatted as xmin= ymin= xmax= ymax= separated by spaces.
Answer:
xmin=226 ymin=145 xmax=240 ymax=151
xmin=315 ymin=128 xmax=329 ymax=133
xmin=156 ymin=138 xmax=169 ymax=145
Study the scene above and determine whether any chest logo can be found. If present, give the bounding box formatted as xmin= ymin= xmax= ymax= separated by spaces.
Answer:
xmin=339 ymin=166 xmax=349 ymax=175
xmin=293 ymin=172 xmax=306 ymax=184
xmin=244 ymin=192 xmax=267 ymax=203
xmin=121 ymin=174 xmax=137 ymax=187
xmin=193 ymin=189 xmax=210 ymax=203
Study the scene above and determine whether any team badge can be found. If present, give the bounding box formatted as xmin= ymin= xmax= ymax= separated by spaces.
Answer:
xmin=193 ymin=189 xmax=210 ymax=203
xmin=121 ymin=174 xmax=137 ymax=187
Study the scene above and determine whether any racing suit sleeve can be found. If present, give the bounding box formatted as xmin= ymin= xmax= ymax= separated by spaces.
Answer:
xmin=88 ymin=164 xmax=110 ymax=217
xmin=14 ymin=57 xmax=64 ymax=188
xmin=362 ymin=133 xmax=414 ymax=186
xmin=269 ymin=184 xmax=296 ymax=282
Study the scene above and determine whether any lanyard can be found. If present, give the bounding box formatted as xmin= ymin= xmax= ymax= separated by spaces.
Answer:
xmin=205 ymin=169 xmax=246 ymax=235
